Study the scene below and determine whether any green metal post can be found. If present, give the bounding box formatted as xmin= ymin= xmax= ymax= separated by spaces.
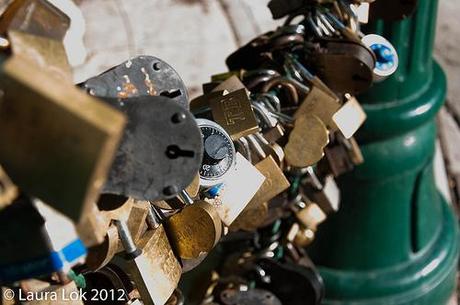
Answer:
xmin=308 ymin=0 xmax=460 ymax=304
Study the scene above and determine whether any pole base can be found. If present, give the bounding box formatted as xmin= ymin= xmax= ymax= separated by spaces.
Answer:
xmin=319 ymin=194 xmax=459 ymax=305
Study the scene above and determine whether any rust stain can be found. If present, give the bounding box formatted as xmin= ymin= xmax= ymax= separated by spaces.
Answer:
xmin=117 ymin=75 xmax=138 ymax=98
xmin=141 ymin=67 xmax=157 ymax=96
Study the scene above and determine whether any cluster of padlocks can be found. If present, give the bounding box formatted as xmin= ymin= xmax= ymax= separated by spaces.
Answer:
xmin=0 ymin=0 xmax=404 ymax=304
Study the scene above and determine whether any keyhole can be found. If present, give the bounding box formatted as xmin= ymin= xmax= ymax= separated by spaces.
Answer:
xmin=165 ymin=145 xmax=195 ymax=159
xmin=160 ymin=89 xmax=182 ymax=99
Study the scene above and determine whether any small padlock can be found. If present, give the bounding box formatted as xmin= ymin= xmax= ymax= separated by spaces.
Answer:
xmin=285 ymin=115 xmax=329 ymax=168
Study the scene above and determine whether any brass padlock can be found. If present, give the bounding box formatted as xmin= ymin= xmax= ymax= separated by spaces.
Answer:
xmin=0 ymin=56 xmax=126 ymax=224
xmin=166 ymin=200 xmax=222 ymax=259
xmin=112 ymin=223 xmax=181 ymax=305
xmin=285 ymin=115 xmax=329 ymax=168
xmin=211 ymin=75 xmax=247 ymax=94
xmin=294 ymin=86 xmax=341 ymax=131
xmin=210 ymin=89 xmax=259 ymax=140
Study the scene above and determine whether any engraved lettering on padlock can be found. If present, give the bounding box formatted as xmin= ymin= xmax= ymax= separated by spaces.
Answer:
xmin=166 ymin=200 xmax=222 ymax=259
xmin=210 ymin=89 xmax=259 ymax=140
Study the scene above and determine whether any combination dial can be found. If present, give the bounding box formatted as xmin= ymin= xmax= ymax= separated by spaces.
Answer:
xmin=196 ymin=119 xmax=236 ymax=187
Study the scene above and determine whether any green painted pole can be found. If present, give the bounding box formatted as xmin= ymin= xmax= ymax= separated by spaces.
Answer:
xmin=308 ymin=0 xmax=460 ymax=304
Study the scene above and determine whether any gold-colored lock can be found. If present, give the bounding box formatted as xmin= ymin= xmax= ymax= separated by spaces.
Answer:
xmin=295 ymin=203 xmax=327 ymax=230
xmin=0 ymin=0 xmax=70 ymax=39
xmin=8 ymin=30 xmax=72 ymax=81
xmin=166 ymin=200 xmax=222 ymax=259
xmin=85 ymin=224 xmax=119 ymax=271
xmin=287 ymin=200 xmax=327 ymax=249
xmin=230 ymin=202 xmax=269 ymax=232
xmin=285 ymin=114 xmax=329 ymax=168
xmin=0 ymin=56 xmax=126 ymax=224
xmin=185 ymin=173 xmax=201 ymax=198
xmin=190 ymin=90 xmax=227 ymax=113
xmin=210 ymin=89 xmax=259 ymax=140
xmin=125 ymin=200 xmax=150 ymax=244
xmin=211 ymin=71 xmax=244 ymax=83
xmin=77 ymin=195 xmax=133 ymax=247
xmin=211 ymin=75 xmax=247 ymax=94
xmin=113 ymin=225 xmax=182 ymax=305
xmin=288 ymin=223 xmax=316 ymax=248
xmin=0 ymin=1 xmax=14 ymax=17
xmin=263 ymin=123 xmax=286 ymax=144
xmin=294 ymin=86 xmax=341 ymax=131
xmin=231 ymin=156 xmax=290 ymax=231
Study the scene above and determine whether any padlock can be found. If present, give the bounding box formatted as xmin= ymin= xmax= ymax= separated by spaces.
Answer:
xmin=185 ymin=173 xmax=201 ymax=199
xmin=8 ymin=30 xmax=72 ymax=81
xmin=295 ymin=202 xmax=327 ymax=230
xmin=302 ymin=174 xmax=340 ymax=214
xmin=190 ymin=90 xmax=227 ymax=114
xmin=294 ymin=85 xmax=342 ymax=131
xmin=263 ymin=123 xmax=285 ymax=144
xmin=288 ymin=222 xmax=316 ymax=247
xmin=0 ymin=0 xmax=69 ymax=39
xmin=322 ymin=132 xmax=364 ymax=176
xmin=285 ymin=114 xmax=329 ymax=168
xmin=267 ymin=0 xmax=305 ymax=19
xmin=225 ymin=32 xmax=275 ymax=71
xmin=246 ymin=258 xmax=324 ymax=305
xmin=231 ymin=156 xmax=290 ymax=231
xmin=85 ymin=224 xmax=119 ymax=271
xmin=112 ymin=223 xmax=181 ymax=305
xmin=211 ymin=75 xmax=248 ymax=94
xmin=166 ymin=200 xmax=222 ymax=259
xmin=209 ymin=88 xmax=259 ymax=140
xmin=308 ymin=40 xmax=375 ymax=94
xmin=96 ymin=95 xmax=203 ymax=202
xmin=332 ymin=95 xmax=367 ymax=139
xmin=205 ymin=152 xmax=265 ymax=226
xmin=82 ymin=56 xmax=190 ymax=109
xmin=0 ymin=55 xmax=126 ymax=224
